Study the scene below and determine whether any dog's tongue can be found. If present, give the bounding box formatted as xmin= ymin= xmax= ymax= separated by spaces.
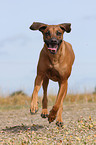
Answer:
xmin=48 ymin=45 xmax=58 ymax=53
xmin=48 ymin=47 xmax=57 ymax=53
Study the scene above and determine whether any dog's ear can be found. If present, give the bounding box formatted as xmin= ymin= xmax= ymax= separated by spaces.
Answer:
xmin=59 ymin=23 xmax=71 ymax=33
xmin=29 ymin=22 xmax=47 ymax=32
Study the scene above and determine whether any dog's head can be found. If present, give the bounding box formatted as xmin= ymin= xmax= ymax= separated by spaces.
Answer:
xmin=30 ymin=22 xmax=71 ymax=54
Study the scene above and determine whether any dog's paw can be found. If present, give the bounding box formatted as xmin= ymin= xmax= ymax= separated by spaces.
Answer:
xmin=30 ymin=108 xmax=38 ymax=115
xmin=48 ymin=108 xmax=57 ymax=123
xmin=30 ymin=101 xmax=38 ymax=115
xmin=56 ymin=121 xmax=63 ymax=127
xmin=41 ymin=109 xmax=48 ymax=118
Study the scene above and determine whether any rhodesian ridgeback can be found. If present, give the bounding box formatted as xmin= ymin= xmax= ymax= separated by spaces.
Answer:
xmin=29 ymin=22 xmax=75 ymax=127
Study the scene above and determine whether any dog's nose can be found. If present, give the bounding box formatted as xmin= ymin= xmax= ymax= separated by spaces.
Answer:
xmin=51 ymin=38 xmax=57 ymax=43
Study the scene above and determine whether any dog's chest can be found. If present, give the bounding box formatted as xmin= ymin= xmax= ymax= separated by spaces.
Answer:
xmin=46 ymin=61 xmax=68 ymax=82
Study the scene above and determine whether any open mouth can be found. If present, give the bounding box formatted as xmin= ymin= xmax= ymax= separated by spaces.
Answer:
xmin=48 ymin=44 xmax=58 ymax=54
xmin=44 ymin=39 xmax=62 ymax=54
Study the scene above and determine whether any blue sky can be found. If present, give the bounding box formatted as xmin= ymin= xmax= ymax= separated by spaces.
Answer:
xmin=0 ymin=0 xmax=96 ymax=96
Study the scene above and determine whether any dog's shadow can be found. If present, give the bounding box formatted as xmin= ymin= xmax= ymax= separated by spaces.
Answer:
xmin=2 ymin=124 xmax=44 ymax=133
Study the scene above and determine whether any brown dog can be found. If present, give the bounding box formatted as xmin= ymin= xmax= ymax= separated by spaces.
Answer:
xmin=29 ymin=22 xmax=75 ymax=127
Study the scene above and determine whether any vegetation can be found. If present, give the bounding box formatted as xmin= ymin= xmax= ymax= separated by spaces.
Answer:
xmin=0 ymin=91 xmax=96 ymax=110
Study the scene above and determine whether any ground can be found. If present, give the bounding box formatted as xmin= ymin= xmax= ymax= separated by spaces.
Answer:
xmin=0 ymin=101 xmax=96 ymax=144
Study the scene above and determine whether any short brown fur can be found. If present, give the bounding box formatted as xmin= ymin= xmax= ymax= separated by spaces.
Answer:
xmin=30 ymin=22 xmax=75 ymax=127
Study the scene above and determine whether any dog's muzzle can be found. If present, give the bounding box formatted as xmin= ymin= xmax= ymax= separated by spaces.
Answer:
xmin=44 ymin=38 xmax=62 ymax=54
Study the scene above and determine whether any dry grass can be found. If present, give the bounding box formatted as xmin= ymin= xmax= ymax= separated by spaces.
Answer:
xmin=0 ymin=90 xmax=96 ymax=110
xmin=65 ymin=93 xmax=96 ymax=103
xmin=0 ymin=94 xmax=30 ymax=110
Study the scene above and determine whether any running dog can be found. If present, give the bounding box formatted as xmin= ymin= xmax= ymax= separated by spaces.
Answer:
xmin=29 ymin=22 xmax=75 ymax=127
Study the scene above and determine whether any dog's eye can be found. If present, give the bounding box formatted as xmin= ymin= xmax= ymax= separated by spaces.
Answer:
xmin=57 ymin=31 xmax=62 ymax=36
xmin=45 ymin=31 xmax=50 ymax=36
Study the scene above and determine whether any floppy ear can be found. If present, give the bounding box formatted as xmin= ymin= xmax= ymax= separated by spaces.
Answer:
xmin=29 ymin=22 xmax=47 ymax=32
xmin=59 ymin=23 xmax=71 ymax=33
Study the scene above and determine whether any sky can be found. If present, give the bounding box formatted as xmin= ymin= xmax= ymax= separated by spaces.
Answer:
xmin=0 ymin=0 xmax=96 ymax=96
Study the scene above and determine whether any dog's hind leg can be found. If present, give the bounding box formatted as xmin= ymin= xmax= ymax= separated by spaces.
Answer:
xmin=30 ymin=75 xmax=43 ymax=114
xmin=41 ymin=76 xmax=49 ymax=118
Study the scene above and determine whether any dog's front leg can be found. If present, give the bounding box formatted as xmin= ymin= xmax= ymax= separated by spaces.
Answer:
xmin=48 ymin=80 xmax=67 ymax=123
xmin=30 ymin=75 xmax=43 ymax=114
xmin=41 ymin=76 xmax=49 ymax=118
xmin=56 ymin=97 xmax=64 ymax=127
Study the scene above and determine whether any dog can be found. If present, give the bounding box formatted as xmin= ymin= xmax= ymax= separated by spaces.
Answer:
xmin=29 ymin=22 xmax=75 ymax=127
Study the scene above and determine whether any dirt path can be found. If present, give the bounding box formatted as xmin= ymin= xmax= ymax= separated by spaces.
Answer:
xmin=0 ymin=103 xmax=96 ymax=144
